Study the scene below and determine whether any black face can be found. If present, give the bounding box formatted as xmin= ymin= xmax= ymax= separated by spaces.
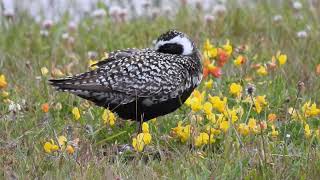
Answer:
xmin=157 ymin=43 xmax=184 ymax=55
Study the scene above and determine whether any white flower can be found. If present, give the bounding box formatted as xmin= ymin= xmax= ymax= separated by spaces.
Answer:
xmin=40 ymin=30 xmax=49 ymax=37
xmin=286 ymin=134 xmax=291 ymax=138
xmin=273 ymin=15 xmax=283 ymax=22
xmin=212 ymin=4 xmax=227 ymax=16
xmin=3 ymin=8 xmax=14 ymax=18
xmin=8 ymin=101 xmax=21 ymax=112
xmin=296 ymin=30 xmax=307 ymax=38
xmin=109 ymin=6 xmax=121 ymax=17
xmin=62 ymin=33 xmax=69 ymax=40
xmin=292 ymin=1 xmax=302 ymax=10
xmin=91 ymin=8 xmax=107 ymax=18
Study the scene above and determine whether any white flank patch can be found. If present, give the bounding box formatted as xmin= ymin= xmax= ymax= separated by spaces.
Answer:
xmin=155 ymin=36 xmax=193 ymax=55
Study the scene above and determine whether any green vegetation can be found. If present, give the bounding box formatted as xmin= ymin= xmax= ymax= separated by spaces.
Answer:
xmin=1 ymin=1 xmax=320 ymax=179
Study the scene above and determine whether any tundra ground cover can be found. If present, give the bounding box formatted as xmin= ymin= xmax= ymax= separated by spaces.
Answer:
xmin=1 ymin=1 xmax=320 ymax=179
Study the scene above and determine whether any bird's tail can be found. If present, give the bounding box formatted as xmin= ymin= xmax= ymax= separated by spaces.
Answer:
xmin=49 ymin=77 xmax=79 ymax=92
xmin=49 ymin=71 xmax=111 ymax=93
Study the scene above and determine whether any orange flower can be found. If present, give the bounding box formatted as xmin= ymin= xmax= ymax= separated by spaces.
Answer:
xmin=316 ymin=64 xmax=320 ymax=75
xmin=66 ymin=145 xmax=75 ymax=154
xmin=217 ymin=48 xmax=229 ymax=67
xmin=203 ymin=58 xmax=211 ymax=67
xmin=208 ymin=64 xmax=222 ymax=78
xmin=268 ymin=113 xmax=277 ymax=122
xmin=259 ymin=121 xmax=267 ymax=130
xmin=203 ymin=67 xmax=209 ymax=79
xmin=234 ymin=55 xmax=246 ymax=67
xmin=41 ymin=103 xmax=50 ymax=113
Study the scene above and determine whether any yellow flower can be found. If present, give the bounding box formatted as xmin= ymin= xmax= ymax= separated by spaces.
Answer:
xmin=248 ymin=118 xmax=259 ymax=133
xmin=302 ymin=101 xmax=320 ymax=117
xmin=194 ymin=132 xmax=210 ymax=147
xmin=278 ymin=54 xmax=287 ymax=66
xmin=43 ymin=142 xmax=52 ymax=153
xmin=203 ymin=102 xmax=213 ymax=116
xmin=304 ymin=124 xmax=312 ymax=138
xmin=172 ymin=121 xmax=191 ymax=143
xmin=206 ymin=49 xmax=218 ymax=59
xmin=204 ymin=79 xmax=213 ymax=89
xmin=209 ymin=95 xmax=227 ymax=113
xmin=3 ymin=98 xmax=10 ymax=103
xmin=66 ymin=145 xmax=75 ymax=154
xmin=1 ymin=91 xmax=9 ymax=98
xmin=257 ymin=66 xmax=268 ymax=76
xmin=229 ymin=83 xmax=242 ymax=97
xmin=100 ymin=52 xmax=109 ymax=60
xmin=223 ymin=40 xmax=233 ymax=55
xmin=43 ymin=140 xmax=59 ymax=153
xmin=223 ymin=108 xmax=238 ymax=123
xmin=72 ymin=107 xmax=81 ymax=120
xmin=216 ymin=113 xmax=226 ymax=124
xmin=58 ymin=136 xmax=67 ymax=147
xmin=238 ymin=123 xmax=250 ymax=136
xmin=132 ymin=132 xmax=152 ymax=152
xmin=207 ymin=113 xmax=216 ymax=123
xmin=41 ymin=67 xmax=49 ymax=76
xmin=185 ymin=97 xmax=192 ymax=106
xmin=248 ymin=118 xmax=256 ymax=129
xmin=203 ymin=39 xmax=218 ymax=59
xmin=271 ymin=125 xmax=279 ymax=138
xmin=207 ymin=127 xmax=221 ymax=136
xmin=204 ymin=39 xmax=213 ymax=51
xmin=193 ymin=90 xmax=205 ymax=102
xmin=0 ymin=74 xmax=8 ymax=89
xmin=190 ymin=97 xmax=202 ymax=112
xmin=254 ymin=95 xmax=268 ymax=114
xmin=88 ymin=59 xmax=98 ymax=70
xmin=234 ymin=55 xmax=245 ymax=67
xmin=51 ymin=68 xmax=65 ymax=78
xmin=132 ymin=136 xmax=144 ymax=152
xmin=142 ymin=133 xmax=152 ymax=145
xmin=102 ymin=109 xmax=116 ymax=126
xmin=142 ymin=122 xmax=149 ymax=133
xmin=219 ymin=121 xmax=229 ymax=133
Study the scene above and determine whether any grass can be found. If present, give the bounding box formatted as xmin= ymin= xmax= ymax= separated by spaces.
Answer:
xmin=1 ymin=1 xmax=320 ymax=179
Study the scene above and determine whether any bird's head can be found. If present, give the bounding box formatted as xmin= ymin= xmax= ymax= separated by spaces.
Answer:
xmin=154 ymin=30 xmax=195 ymax=56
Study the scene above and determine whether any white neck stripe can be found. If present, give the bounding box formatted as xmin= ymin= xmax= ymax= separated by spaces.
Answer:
xmin=155 ymin=36 xmax=193 ymax=55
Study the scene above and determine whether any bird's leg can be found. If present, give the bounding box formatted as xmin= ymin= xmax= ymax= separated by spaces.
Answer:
xmin=136 ymin=121 xmax=142 ymax=134
xmin=135 ymin=91 xmax=142 ymax=133
xmin=136 ymin=114 xmax=144 ymax=134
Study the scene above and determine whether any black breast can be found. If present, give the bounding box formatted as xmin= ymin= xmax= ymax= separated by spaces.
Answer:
xmin=106 ymin=86 xmax=195 ymax=121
